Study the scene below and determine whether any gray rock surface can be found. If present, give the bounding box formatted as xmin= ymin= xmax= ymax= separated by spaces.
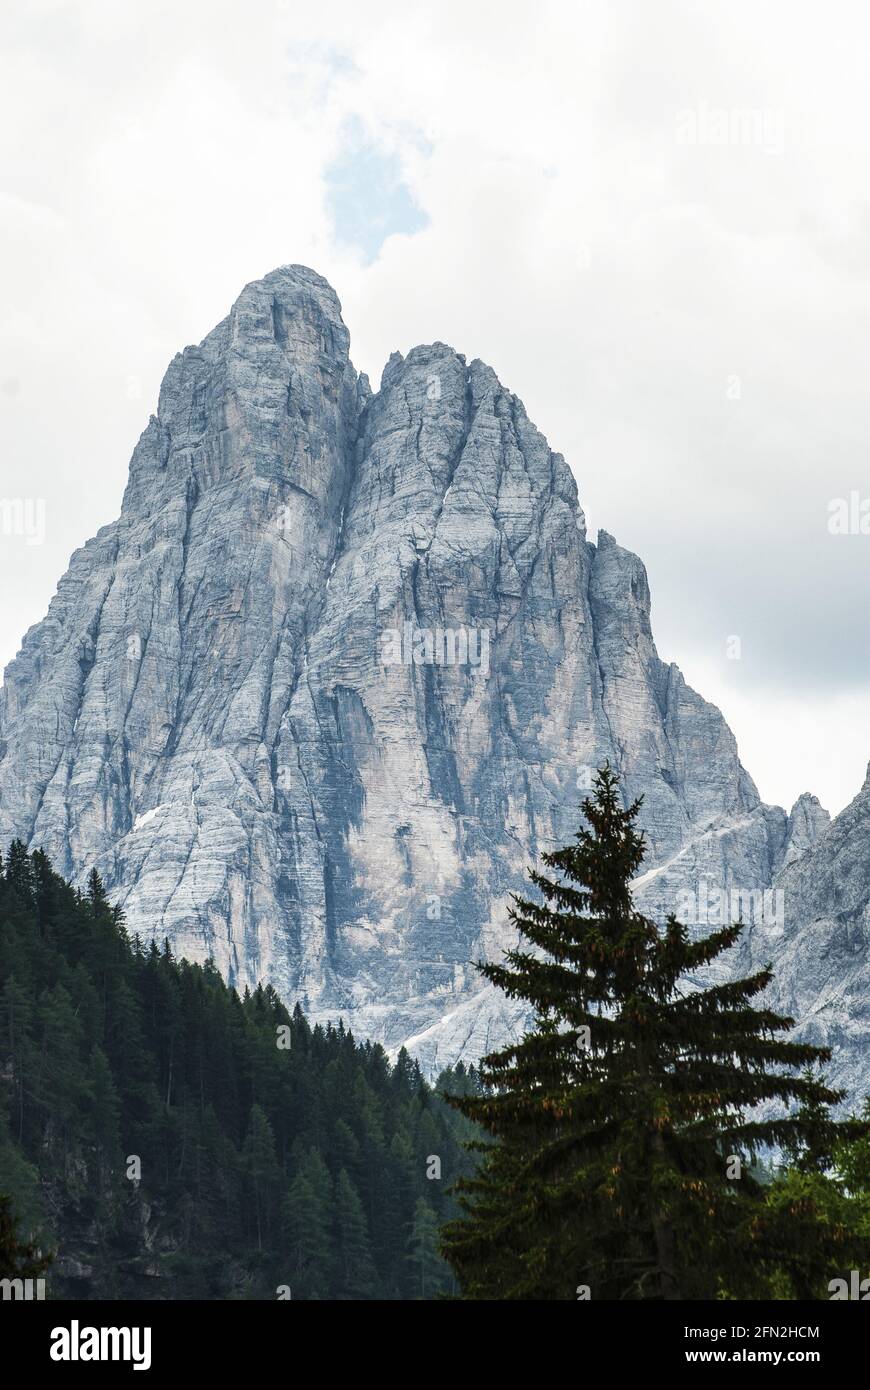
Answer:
xmin=744 ymin=779 xmax=870 ymax=1107
xmin=0 ymin=265 xmax=836 ymax=1079
xmin=779 ymin=793 xmax=832 ymax=871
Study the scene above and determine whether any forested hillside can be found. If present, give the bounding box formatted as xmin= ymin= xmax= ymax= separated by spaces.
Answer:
xmin=0 ymin=842 xmax=477 ymax=1299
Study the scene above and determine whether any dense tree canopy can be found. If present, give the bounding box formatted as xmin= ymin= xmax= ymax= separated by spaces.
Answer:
xmin=0 ymin=842 xmax=474 ymax=1299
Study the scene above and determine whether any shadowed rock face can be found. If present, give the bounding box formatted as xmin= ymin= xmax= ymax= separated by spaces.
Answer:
xmin=752 ymin=784 xmax=869 ymax=1106
xmin=0 ymin=265 xmax=834 ymax=1077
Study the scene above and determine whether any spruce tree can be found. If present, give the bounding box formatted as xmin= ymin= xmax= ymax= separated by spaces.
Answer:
xmin=282 ymin=1149 xmax=333 ymax=1298
xmin=243 ymin=1104 xmax=281 ymax=1253
xmin=835 ymin=1097 xmax=870 ymax=1203
xmin=4 ymin=841 xmax=35 ymax=907
xmin=408 ymin=1196 xmax=447 ymax=1299
xmin=441 ymin=766 xmax=870 ymax=1300
xmin=333 ymin=1168 xmax=378 ymax=1299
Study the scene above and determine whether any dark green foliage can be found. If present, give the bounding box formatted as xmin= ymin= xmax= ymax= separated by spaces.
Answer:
xmin=0 ymin=842 xmax=474 ymax=1299
xmin=441 ymin=767 xmax=870 ymax=1300
xmin=408 ymin=1196 xmax=448 ymax=1299
xmin=0 ymin=1192 xmax=50 ymax=1282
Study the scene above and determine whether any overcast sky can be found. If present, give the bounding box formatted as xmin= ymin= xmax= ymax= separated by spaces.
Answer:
xmin=2 ymin=0 xmax=870 ymax=817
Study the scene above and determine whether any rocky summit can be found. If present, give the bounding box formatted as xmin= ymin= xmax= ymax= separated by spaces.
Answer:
xmin=0 ymin=265 xmax=850 ymax=1082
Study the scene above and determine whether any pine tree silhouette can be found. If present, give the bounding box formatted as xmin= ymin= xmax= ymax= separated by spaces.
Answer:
xmin=441 ymin=766 xmax=870 ymax=1299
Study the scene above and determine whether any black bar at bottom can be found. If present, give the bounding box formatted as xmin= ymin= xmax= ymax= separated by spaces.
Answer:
xmin=1 ymin=1297 xmax=864 ymax=1376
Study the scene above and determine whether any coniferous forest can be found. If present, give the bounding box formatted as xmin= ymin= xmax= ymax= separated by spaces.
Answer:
xmin=0 ymin=842 xmax=476 ymax=1300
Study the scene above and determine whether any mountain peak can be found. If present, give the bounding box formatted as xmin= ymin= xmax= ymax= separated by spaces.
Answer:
xmin=0 ymin=267 xmax=807 ymax=1076
xmin=243 ymin=261 xmax=343 ymax=305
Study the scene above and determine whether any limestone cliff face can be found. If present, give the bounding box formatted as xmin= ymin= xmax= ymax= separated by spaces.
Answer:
xmin=743 ymin=782 xmax=869 ymax=1106
xmin=0 ymin=266 xmax=827 ymax=1074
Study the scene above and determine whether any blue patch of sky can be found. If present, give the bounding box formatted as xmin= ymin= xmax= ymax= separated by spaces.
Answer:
xmin=325 ymin=118 xmax=429 ymax=263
